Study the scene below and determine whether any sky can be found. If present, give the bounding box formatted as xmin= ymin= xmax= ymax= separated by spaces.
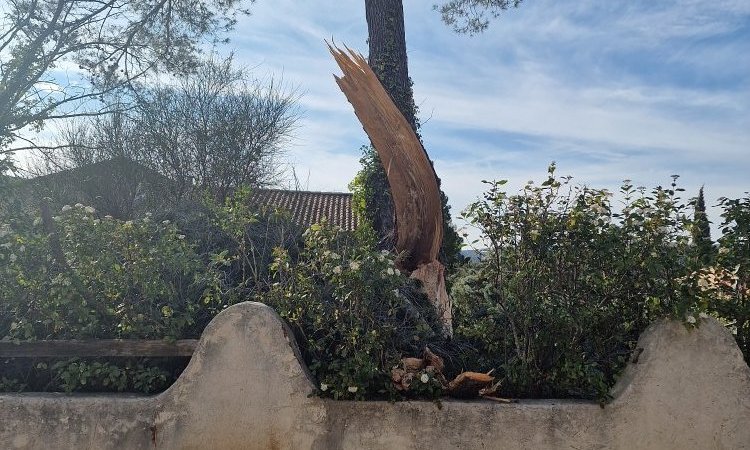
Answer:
xmin=219 ymin=0 xmax=750 ymax=242
xmin=12 ymin=0 xmax=750 ymax=243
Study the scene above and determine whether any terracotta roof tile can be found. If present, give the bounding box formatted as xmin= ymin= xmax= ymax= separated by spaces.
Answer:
xmin=247 ymin=189 xmax=358 ymax=232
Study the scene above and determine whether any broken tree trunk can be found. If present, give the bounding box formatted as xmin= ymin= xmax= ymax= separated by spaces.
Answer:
xmin=328 ymin=43 xmax=452 ymax=335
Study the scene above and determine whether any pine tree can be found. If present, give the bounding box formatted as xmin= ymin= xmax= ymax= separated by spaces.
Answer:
xmin=359 ymin=0 xmax=465 ymax=268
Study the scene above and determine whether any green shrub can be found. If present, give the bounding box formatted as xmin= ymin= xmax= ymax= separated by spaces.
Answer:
xmin=202 ymin=187 xmax=303 ymax=303
xmin=0 ymin=203 xmax=222 ymax=392
xmin=0 ymin=189 xmax=302 ymax=394
xmin=262 ymin=221 xmax=442 ymax=400
xmin=452 ymin=165 xmax=700 ymax=400
xmin=0 ymin=205 xmax=218 ymax=340
xmin=690 ymin=195 xmax=750 ymax=358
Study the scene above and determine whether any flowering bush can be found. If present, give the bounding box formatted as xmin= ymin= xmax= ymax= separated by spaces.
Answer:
xmin=451 ymin=165 xmax=743 ymax=400
xmin=263 ymin=221 xmax=442 ymax=400
xmin=0 ymin=203 xmax=222 ymax=392
xmin=0 ymin=204 xmax=218 ymax=340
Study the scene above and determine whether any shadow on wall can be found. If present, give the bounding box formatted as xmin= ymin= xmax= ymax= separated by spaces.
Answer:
xmin=1 ymin=301 xmax=749 ymax=450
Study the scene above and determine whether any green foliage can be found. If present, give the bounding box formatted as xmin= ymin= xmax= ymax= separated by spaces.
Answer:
xmin=704 ymin=195 xmax=750 ymax=357
xmin=349 ymin=145 xmax=466 ymax=269
xmin=0 ymin=205 xmax=216 ymax=340
xmin=349 ymin=146 xmax=396 ymax=249
xmin=263 ymin=221 xmax=442 ymax=400
xmin=691 ymin=186 xmax=715 ymax=265
xmin=452 ymin=165 xmax=708 ymax=400
xmin=50 ymin=359 xmax=170 ymax=393
xmin=439 ymin=190 xmax=469 ymax=272
xmin=0 ymin=187 xmax=303 ymax=394
xmin=202 ymin=186 xmax=303 ymax=302
xmin=2 ymin=170 xmax=747 ymax=403
xmin=0 ymin=203 xmax=222 ymax=393
xmin=435 ymin=0 xmax=524 ymax=34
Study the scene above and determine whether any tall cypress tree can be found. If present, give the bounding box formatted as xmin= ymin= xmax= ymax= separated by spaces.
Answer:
xmin=692 ymin=186 xmax=715 ymax=266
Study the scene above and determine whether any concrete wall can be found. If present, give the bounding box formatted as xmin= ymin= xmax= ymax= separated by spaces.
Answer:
xmin=1 ymin=302 xmax=749 ymax=450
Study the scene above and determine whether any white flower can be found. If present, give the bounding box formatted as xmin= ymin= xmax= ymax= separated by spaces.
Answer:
xmin=349 ymin=261 xmax=360 ymax=271
xmin=177 ymin=234 xmax=186 ymax=240
xmin=332 ymin=265 xmax=342 ymax=274
xmin=162 ymin=220 xmax=171 ymax=225
xmin=145 ymin=212 xmax=152 ymax=218
xmin=74 ymin=203 xmax=84 ymax=209
xmin=105 ymin=215 xmax=113 ymax=220
xmin=320 ymin=383 xmax=329 ymax=392
xmin=420 ymin=373 xmax=430 ymax=383
xmin=330 ymin=252 xmax=341 ymax=260
xmin=124 ymin=220 xmax=133 ymax=226
xmin=347 ymin=386 xmax=358 ymax=393
xmin=84 ymin=206 xmax=95 ymax=214
xmin=378 ymin=254 xmax=385 ymax=262
xmin=18 ymin=245 xmax=25 ymax=253
xmin=392 ymin=289 xmax=400 ymax=297
xmin=61 ymin=205 xmax=72 ymax=212
xmin=686 ymin=315 xmax=697 ymax=324
xmin=9 ymin=253 xmax=17 ymax=263
xmin=386 ymin=267 xmax=395 ymax=276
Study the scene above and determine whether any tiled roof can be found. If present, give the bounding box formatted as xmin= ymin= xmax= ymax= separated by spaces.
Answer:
xmin=247 ymin=189 xmax=358 ymax=232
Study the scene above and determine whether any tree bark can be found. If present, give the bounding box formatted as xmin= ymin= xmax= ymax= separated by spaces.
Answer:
xmin=362 ymin=1 xmax=454 ymax=336
xmin=365 ymin=0 xmax=417 ymax=133
xmin=363 ymin=0 xmax=410 ymax=249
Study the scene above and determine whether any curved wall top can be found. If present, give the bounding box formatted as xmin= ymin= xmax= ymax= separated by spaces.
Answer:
xmin=1 ymin=302 xmax=749 ymax=450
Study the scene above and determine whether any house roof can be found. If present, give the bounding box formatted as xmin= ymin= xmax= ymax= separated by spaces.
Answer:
xmin=9 ymin=157 xmax=359 ymax=231
xmin=247 ymin=189 xmax=358 ymax=232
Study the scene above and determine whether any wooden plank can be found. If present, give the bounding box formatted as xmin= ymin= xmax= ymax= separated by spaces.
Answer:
xmin=0 ymin=339 xmax=199 ymax=357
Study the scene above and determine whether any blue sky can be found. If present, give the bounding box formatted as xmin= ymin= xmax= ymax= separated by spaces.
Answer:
xmin=220 ymin=0 xmax=749 ymax=239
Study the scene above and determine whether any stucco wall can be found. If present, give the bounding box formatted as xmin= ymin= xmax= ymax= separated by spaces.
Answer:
xmin=1 ymin=302 xmax=749 ymax=450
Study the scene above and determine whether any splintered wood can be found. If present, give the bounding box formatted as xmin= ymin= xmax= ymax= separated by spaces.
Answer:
xmin=328 ymin=43 xmax=442 ymax=271
xmin=391 ymin=347 xmax=498 ymax=399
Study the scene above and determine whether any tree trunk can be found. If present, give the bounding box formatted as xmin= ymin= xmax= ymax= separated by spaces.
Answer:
xmin=363 ymin=0 xmax=412 ymax=249
xmin=362 ymin=0 xmax=453 ymax=336
xmin=365 ymin=0 xmax=417 ymax=132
